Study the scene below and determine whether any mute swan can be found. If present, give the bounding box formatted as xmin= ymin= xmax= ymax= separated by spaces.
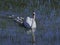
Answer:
xmin=24 ymin=12 xmax=36 ymax=30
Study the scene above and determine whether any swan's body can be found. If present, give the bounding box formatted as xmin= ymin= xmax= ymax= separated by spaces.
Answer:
xmin=24 ymin=17 xmax=36 ymax=29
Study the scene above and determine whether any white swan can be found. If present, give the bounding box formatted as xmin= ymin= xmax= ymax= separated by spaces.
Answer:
xmin=24 ymin=12 xmax=36 ymax=29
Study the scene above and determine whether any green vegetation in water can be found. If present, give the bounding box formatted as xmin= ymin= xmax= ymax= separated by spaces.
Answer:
xmin=0 ymin=0 xmax=60 ymax=11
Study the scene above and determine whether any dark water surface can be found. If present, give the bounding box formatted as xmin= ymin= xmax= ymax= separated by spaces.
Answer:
xmin=0 ymin=0 xmax=60 ymax=45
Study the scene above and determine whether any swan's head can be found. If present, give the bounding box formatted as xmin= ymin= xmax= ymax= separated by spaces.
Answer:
xmin=32 ymin=12 xmax=35 ymax=20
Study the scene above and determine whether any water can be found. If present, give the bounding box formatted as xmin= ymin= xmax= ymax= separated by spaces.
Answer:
xmin=0 ymin=0 xmax=60 ymax=45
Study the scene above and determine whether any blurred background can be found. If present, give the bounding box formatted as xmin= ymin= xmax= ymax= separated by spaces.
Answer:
xmin=0 ymin=0 xmax=60 ymax=45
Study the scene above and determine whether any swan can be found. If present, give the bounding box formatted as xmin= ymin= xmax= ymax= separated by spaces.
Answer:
xmin=24 ymin=12 xmax=36 ymax=30
xmin=8 ymin=12 xmax=36 ymax=30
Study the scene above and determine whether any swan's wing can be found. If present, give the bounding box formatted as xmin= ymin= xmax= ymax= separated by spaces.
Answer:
xmin=26 ymin=17 xmax=32 ymax=26
xmin=24 ymin=17 xmax=32 ymax=28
